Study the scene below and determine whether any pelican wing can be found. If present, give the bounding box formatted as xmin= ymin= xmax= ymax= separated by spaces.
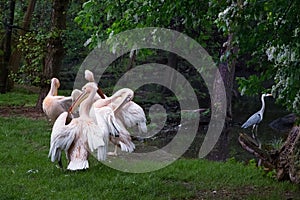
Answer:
xmin=48 ymin=112 xmax=76 ymax=162
xmin=82 ymin=120 xmax=107 ymax=161
xmin=93 ymin=106 xmax=136 ymax=154
xmin=43 ymin=96 xmax=73 ymax=121
xmin=115 ymin=101 xmax=147 ymax=134
xmin=94 ymin=106 xmax=120 ymax=137
xmin=117 ymin=128 xmax=135 ymax=152
xmin=57 ymin=96 xmax=73 ymax=112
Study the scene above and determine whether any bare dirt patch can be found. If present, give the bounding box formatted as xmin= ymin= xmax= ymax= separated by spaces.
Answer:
xmin=0 ymin=106 xmax=46 ymax=120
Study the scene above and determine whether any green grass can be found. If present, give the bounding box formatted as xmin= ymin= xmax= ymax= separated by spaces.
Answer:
xmin=0 ymin=116 xmax=299 ymax=200
xmin=0 ymin=85 xmax=71 ymax=107
xmin=0 ymin=92 xmax=38 ymax=107
xmin=0 ymin=90 xmax=299 ymax=199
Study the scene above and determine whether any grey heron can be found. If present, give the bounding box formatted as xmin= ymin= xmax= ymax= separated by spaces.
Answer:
xmin=241 ymin=93 xmax=272 ymax=148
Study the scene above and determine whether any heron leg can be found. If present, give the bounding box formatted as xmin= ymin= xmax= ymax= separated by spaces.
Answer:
xmin=257 ymin=137 xmax=262 ymax=167
xmin=251 ymin=125 xmax=256 ymax=139
xmin=253 ymin=126 xmax=262 ymax=166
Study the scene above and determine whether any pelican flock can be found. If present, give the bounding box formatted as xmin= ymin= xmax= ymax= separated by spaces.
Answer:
xmin=45 ymin=70 xmax=147 ymax=171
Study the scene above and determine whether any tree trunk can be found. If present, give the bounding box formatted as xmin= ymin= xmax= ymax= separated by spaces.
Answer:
xmin=36 ymin=0 xmax=69 ymax=111
xmin=206 ymin=34 xmax=237 ymax=161
xmin=0 ymin=0 xmax=15 ymax=93
xmin=167 ymin=52 xmax=178 ymax=90
xmin=239 ymin=126 xmax=300 ymax=184
xmin=8 ymin=0 xmax=37 ymax=91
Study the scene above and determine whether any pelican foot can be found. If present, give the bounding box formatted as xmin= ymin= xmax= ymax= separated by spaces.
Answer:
xmin=107 ymin=152 xmax=118 ymax=156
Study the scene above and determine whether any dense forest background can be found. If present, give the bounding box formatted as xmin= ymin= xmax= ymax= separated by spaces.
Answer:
xmin=0 ymin=0 xmax=299 ymax=117
xmin=1 ymin=0 xmax=300 ymax=184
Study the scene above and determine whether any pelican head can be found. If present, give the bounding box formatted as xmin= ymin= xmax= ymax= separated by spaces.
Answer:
xmin=51 ymin=78 xmax=60 ymax=89
xmin=69 ymin=82 xmax=97 ymax=113
xmin=85 ymin=70 xmax=95 ymax=82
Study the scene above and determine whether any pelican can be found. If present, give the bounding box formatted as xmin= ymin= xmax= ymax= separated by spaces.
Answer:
xmin=48 ymin=82 xmax=107 ymax=171
xmin=84 ymin=70 xmax=147 ymax=155
xmin=42 ymin=78 xmax=72 ymax=122
xmin=93 ymin=88 xmax=137 ymax=156
xmin=241 ymin=93 xmax=273 ymax=148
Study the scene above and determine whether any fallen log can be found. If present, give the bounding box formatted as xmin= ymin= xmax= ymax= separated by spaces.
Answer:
xmin=238 ymin=126 xmax=300 ymax=184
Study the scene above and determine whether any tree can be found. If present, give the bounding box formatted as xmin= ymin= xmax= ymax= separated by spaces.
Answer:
xmin=36 ymin=0 xmax=69 ymax=110
xmin=0 ymin=0 xmax=15 ymax=93
xmin=8 ymin=0 xmax=37 ymax=90
xmin=216 ymin=0 xmax=300 ymax=182
xmin=75 ymin=0 xmax=236 ymax=160
xmin=219 ymin=0 xmax=300 ymax=116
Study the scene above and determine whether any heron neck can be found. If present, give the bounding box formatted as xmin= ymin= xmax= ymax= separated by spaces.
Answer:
xmin=260 ymin=95 xmax=266 ymax=113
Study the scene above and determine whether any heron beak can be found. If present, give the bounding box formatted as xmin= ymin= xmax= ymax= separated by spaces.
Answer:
xmin=266 ymin=93 xmax=273 ymax=97
xmin=68 ymin=90 xmax=88 ymax=113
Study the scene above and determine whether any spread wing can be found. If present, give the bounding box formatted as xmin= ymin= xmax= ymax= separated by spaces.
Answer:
xmin=57 ymin=96 xmax=73 ymax=112
xmin=94 ymin=106 xmax=135 ymax=153
xmin=83 ymin=121 xmax=107 ymax=161
xmin=48 ymin=112 xmax=76 ymax=162
xmin=115 ymin=101 xmax=147 ymax=134
xmin=113 ymin=127 xmax=135 ymax=153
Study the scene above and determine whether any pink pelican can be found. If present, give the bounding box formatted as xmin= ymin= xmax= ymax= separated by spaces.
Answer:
xmin=42 ymin=78 xmax=72 ymax=122
xmin=48 ymin=82 xmax=108 ymax=171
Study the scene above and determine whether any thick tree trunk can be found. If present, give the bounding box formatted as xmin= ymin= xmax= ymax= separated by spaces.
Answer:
xmin=8 ymin=0 xmax=37 ymax=90
xmin=206 ymin=34 xmax=237 ymax=161
xmin=239 ymin=126 xmax=300 ymax=184
xmin=36 ymin=0 xmax=69 ymax=111
xmin=0 ymin=0 xmax=15 ymax=93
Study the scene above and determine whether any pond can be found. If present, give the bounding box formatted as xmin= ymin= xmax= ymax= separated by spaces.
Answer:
xmin=131 ymin=96 xmax=291 ymax=162
xmin=230 ymin=97 xmax=290 ymax=161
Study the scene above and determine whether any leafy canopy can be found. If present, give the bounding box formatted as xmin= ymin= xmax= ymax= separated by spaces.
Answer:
xmin=216 ymin=0 xmax=300 ymax=114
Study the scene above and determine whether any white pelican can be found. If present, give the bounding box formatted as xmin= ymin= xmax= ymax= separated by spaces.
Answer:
xmin=84 ymin=70 xmax=147 ymax=156
xmin=42 ymin=78 xmax=72 ymax=122
xmin=48 ymin=82 xmax=108 ymax=171
xmin=93 ymin=88 xmax=136 ymax=156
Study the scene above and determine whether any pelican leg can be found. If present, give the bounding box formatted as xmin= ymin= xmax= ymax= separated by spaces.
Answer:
xmin=58 ymin=158 xmax=63 ymax=168
xmin=107 ymin=145 xmax=118 ymax=156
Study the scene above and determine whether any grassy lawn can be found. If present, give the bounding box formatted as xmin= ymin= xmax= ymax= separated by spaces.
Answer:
xmin=1 ymin=118 xmax=299 ymax=199
xmin=0 ymin=90 xmax=299 ymax=199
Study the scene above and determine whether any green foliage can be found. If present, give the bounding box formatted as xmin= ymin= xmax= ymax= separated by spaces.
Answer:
xmin=11 ymin=32 xmax=46 ymax=86
xmin=75 ymin=0 xmax=220 ymax=57
xmin=236 ymin=71 xmax=272 ymax=96
xmin=216 ymin=0 xmax=300 ymax=114
xmin=63 ymin=1 xmax=90 ymax=65
xmin=76 ymin=0 xmax=300 ymax=116
xmin=269 ymin=138 xmax=284 ymax=151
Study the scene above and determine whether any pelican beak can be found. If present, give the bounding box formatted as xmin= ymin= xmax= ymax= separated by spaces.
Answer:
xmin=113 ymin=94 xmax=133 ymax=113
xmin=68 ymin=90 xmax=88 ymax=113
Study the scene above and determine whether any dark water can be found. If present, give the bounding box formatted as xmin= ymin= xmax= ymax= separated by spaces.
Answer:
xmin=230 ymin=97 xmax=290 ymax=161
xmin=134 ymin=96 xmax=291 ymax=162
